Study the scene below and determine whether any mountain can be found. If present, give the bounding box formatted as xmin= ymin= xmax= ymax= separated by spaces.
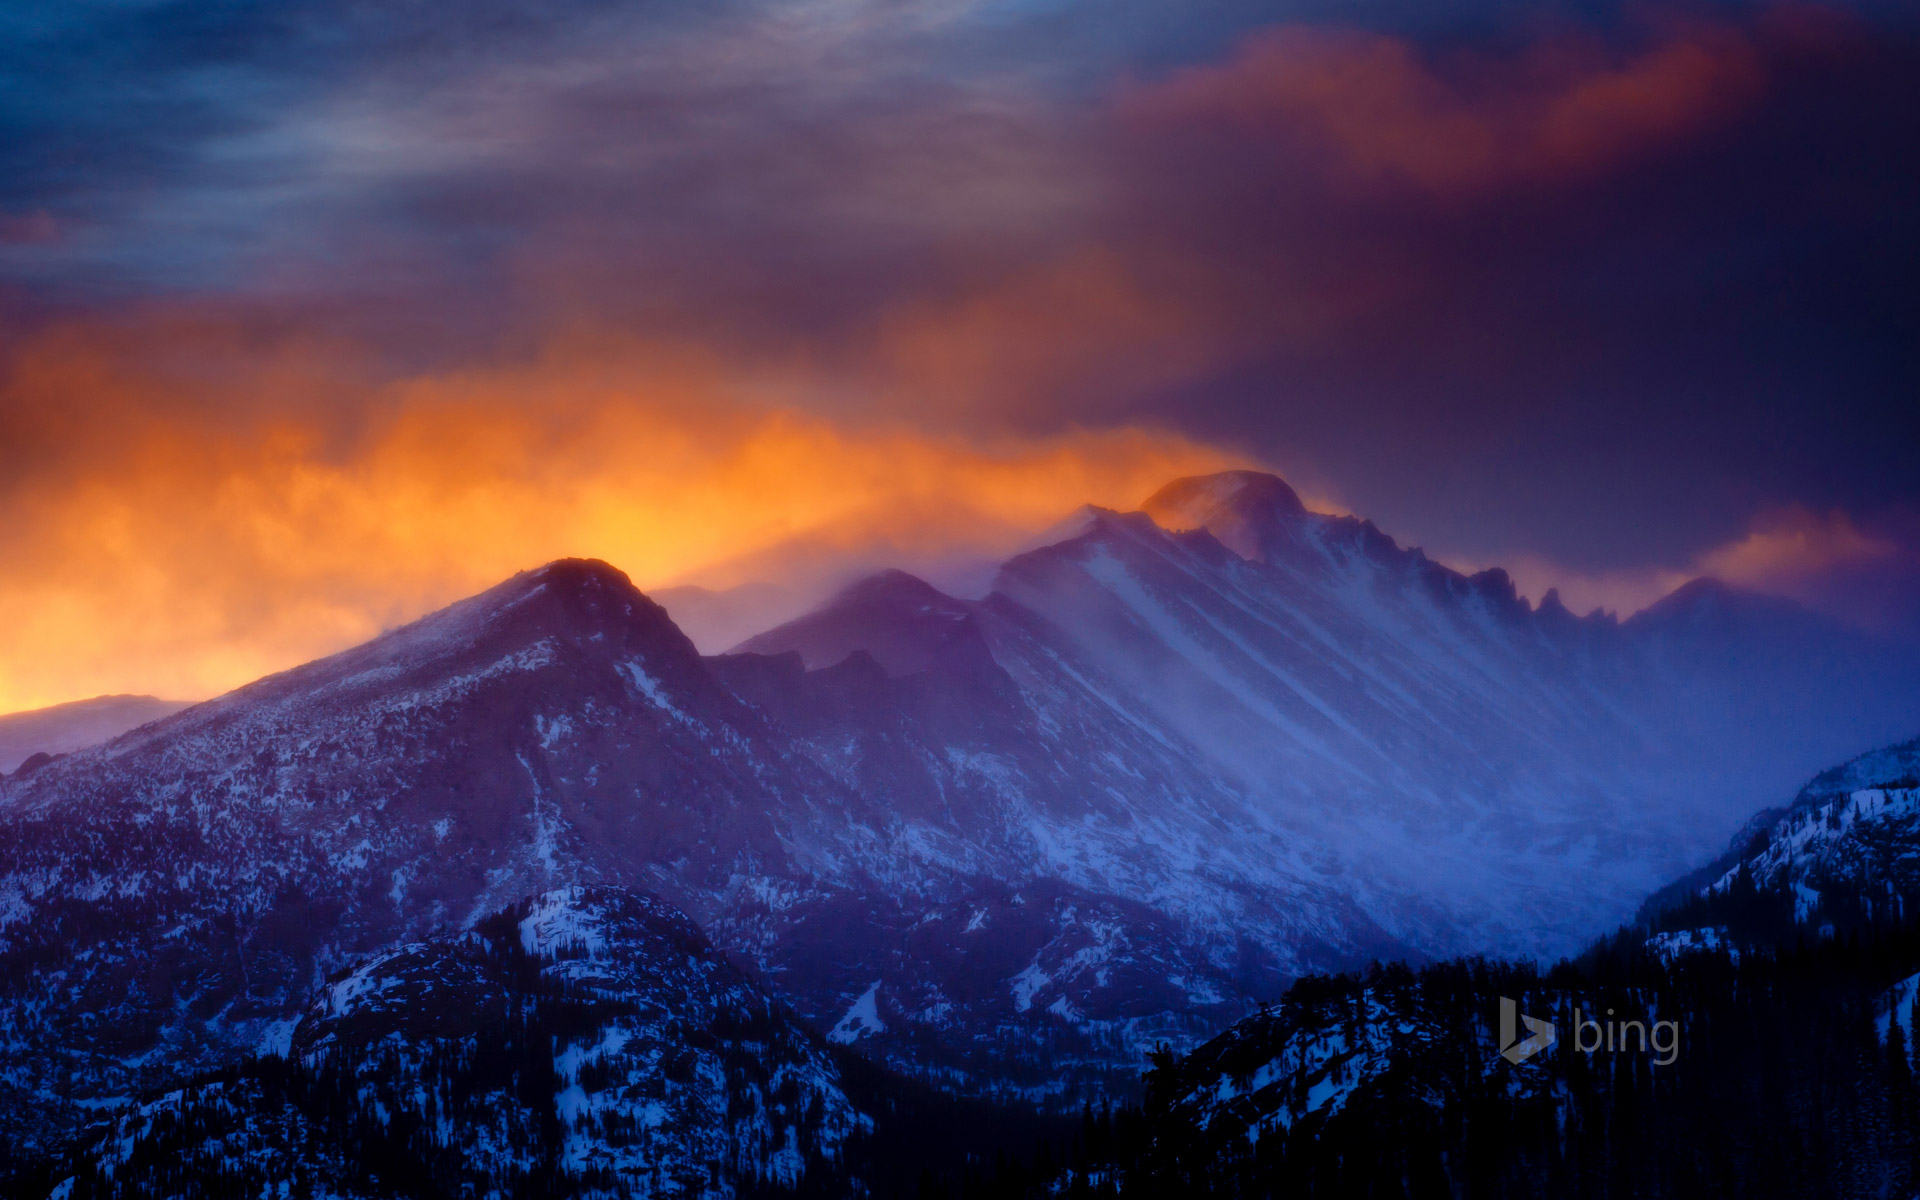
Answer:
xmin=745 ymin=470 xmax=1920 ymax=956
xmin=1033 ymin=735 xmax=1920 ymax=1198
xmin=36 ymin=885 xmax=868 ymax=1199
xmin=0 ymin=695 xmax=190 ymax=775
xmin=1642 ymin=733 xmax=1920 ymax=946
xmin=3 ymin=472 xmax=1919 ymax=1170
xmin=735 ymin=569 xmax=977 ymax=674
xmin=1130 ymin=961 xmax=1576 ymax=1194
xmin=0 ymin=560 xmax=843 ymax=1162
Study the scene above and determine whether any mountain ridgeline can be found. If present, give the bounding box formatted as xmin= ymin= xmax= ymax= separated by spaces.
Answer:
xmin=3 ymin=470 xmax=1919 ymax=1192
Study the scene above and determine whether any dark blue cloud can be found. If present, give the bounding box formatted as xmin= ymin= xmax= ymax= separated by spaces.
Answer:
xmin=1104 ymin=18 xmax=1920 ymax=572
xmin=0 ymin=0 xmax=1915 ymax=624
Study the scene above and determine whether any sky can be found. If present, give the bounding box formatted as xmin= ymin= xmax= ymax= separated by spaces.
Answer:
xmin=0 ymin=0 xmax=1916 ymax=710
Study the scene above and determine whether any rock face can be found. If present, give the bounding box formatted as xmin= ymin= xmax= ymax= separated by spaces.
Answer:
xmin=42 ymin=885 xmax=867 ymax=1199
xmin=3 ymin=473 xmax=1919 ymax=1164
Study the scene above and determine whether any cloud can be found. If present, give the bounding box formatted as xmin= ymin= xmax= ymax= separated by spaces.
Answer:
xmin=0 ymin=311 xmax=1242 ymax=711
xmin=0 ymin=0 xmax=1915 ymax=703
xmin=1096 ymin=9 xmax=1919 ymax=581
xmin=0 ymin=0 xmax=1100 ymax=329
xmin=1121 ymin=21 xmax=1768 ymax=198
xmin=854 ymin=249 xmax=1241 ymax=424
xmin=1696 ymin=505 xmax=1920 ymax=636
xmin=1695 ymin=505 xmax=1898 ymax=587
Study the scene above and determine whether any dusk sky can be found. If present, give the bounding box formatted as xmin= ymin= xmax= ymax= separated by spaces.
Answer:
xmin=1 ymin=0 xmax=1916 ymax=710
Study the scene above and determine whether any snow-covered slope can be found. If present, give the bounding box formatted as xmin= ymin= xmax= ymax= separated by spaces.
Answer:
xmin=45 ymin=885 xmax=866 ymax=1199
xmin=1642 ymin=733 xmax=1920 ymax=949
xmin=1706 ymin=784 xmax=1920 ymax=920
xmin=1794 ymin=734 xmax=1920 ymax=806
xmin=1152 ymin=963 xmax=1566 ymax=1153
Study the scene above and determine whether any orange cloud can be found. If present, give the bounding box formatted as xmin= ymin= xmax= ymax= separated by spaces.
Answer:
xmin=859 ymin=250 xmax=1242 ymax=421
xmin=1694 ymin=505 xmax=1897 ymax=588
xmin=0 ymin=314 xmax=1243 ymax=713
xmin=1124 ymin=20 xmax=1768 ymax=196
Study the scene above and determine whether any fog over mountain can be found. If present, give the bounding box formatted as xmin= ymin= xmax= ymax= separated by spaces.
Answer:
xmin=0 ymin=694 xmax=189 ymax=775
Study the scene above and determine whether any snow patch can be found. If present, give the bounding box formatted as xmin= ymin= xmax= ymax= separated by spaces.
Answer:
xmin=256 ymin=1017 xmax=301 ymax=1058
xmin=1009 ymin=960 xmax=1050 ymax=1013
xmin=828 ymin=981 xmax=887 ymax=1044
xmin=519 ymin=888 xmax=608 ymax=957
xmin=619 ymin=660 xmax=696 ymax=727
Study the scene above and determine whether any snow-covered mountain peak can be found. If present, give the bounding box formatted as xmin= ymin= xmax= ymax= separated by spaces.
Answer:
xmin=1141 ymin=469 xmax=1310 ymax=561
xmin=0 ymin=557 xmax=708 ymax=800
xmin=456 ymin=557 xmax=694 ymax=657
xmin=1143 ymin=469 xmax=1308 ymax=527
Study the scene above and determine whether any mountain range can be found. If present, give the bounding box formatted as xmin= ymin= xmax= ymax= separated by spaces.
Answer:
xmin=4 ymin=469 xmax=1919 ymax=1185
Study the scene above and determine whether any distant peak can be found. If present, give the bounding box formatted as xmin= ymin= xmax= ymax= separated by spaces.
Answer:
xmin=831 ymin=568 xmax=959 ymax=608
xmin=734 ymin=569 xmax=975 ymax=674
xmin=1637 ymin=577 xmax=1740 ymax=618
xmin=1140 ymin=470 xmax=1309 ymax=562
xmin=1626 ymin=576 xmax=1827 ymax=636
